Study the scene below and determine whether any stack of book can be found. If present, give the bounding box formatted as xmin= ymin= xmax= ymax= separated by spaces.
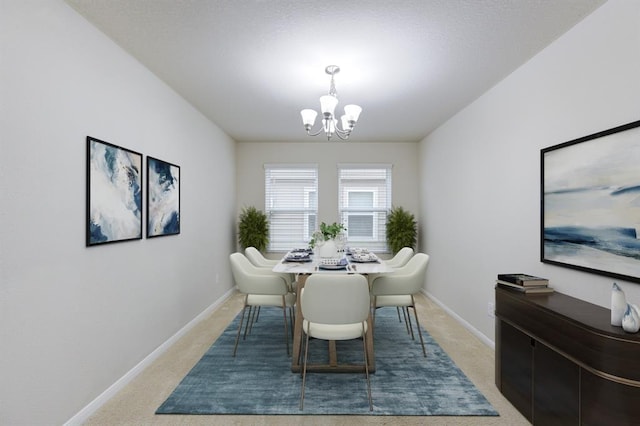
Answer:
xmin=496 ymin=273 xmax=554 ymax=294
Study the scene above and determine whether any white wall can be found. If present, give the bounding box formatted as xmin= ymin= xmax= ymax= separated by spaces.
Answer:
xmin=419 ymin=0 xmax=640 ymax=342
xmin=0 ymin=1 xmax=236 ymax=424
xmin=236 ymin=141 xmax=419 ymax=257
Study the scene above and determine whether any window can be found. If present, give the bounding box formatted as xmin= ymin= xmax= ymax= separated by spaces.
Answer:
xmin=265 ymin=164 xmax=318 ymax=251
xmin=338 ymin=164 xmax=392 ymax=251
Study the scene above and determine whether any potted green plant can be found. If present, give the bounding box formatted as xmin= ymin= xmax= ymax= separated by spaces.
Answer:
xmin=309 ymin=222 xmax=346 ymax=248
xmin=385 ymin=206 xmax=417 ymax=254
xmin=319 ymin=222 xmax=346 ymax=240
xmin=238 ymin=206 xmax=269 ymax=251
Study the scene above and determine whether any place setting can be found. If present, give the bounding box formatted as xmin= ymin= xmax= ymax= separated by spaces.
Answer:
xmin=317 ymin=257 xmax=349 ymax=270
xmin=347 ymin=248 xmax=380 ymax=263
xmin=282 ymin=249 xmax=313 ymax=263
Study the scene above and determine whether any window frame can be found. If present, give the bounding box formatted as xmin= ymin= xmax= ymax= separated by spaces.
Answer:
xmin=338 ymin=164 xmax=392 ymax=252
xmin=264 ymin=164 xmax=318 ymax=252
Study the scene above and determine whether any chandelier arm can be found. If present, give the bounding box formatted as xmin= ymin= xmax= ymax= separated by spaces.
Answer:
xmin=334 ymin=121 xmax=352 ymax=136
xmin=334 ymin=131 xmax=350 ymax=141
xmin=305 ymin=125 xmax=326 ymax=137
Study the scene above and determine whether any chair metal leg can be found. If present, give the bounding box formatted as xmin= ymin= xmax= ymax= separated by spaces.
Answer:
xmin=396 ymin=306 xmax=402 ymax=322
xmin=244 ymin=306 xmax=255 ymax=338
xmin=402 ymin=306 xmax=412 ymax=335
xmin=410 ymin=295 xmax=427 ymax=357
xmin=233 ymin=298 xmax=249 ymax=356
xmin=299 ymin=324 xmax=311 ymax=410
xmin=362 ymin=322 xmax=373 ymax=411
xmin=405 ymin=306 xmax=416 ymax=340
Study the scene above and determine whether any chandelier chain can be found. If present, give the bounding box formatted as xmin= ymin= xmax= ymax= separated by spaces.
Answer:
xmin=328 ymin=73 xmax=337 ymax=98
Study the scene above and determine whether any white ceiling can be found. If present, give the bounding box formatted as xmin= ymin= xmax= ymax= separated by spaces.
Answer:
xmin=66 ymin=0 xmax=605 ymax=143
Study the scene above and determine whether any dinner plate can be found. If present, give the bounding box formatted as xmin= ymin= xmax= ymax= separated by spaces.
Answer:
xmin=350 ymin=258 xmax=379 ymax=263
xmin=284 ymin=256 xmax=312 ymax=263
xmin=318 ymin=263 xmax=348 ymax=270
xmin=291 ymin=248 xmax=313 ymax=254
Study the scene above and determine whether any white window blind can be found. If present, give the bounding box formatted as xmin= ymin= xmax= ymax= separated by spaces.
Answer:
xmin=338 ymin=164 xmax=392 ymax=252
xmin=265 ymin=164 xmax=318 ymax=251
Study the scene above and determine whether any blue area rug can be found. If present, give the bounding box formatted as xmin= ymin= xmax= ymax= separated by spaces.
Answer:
xmin=156 ymin=307 xmax=499 ymax=416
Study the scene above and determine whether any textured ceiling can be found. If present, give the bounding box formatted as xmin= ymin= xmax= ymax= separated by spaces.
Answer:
xmin=66 ymin=0 xmax=605 ymax=143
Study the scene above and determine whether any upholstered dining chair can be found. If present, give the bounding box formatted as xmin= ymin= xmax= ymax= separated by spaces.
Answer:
xmin=299 ymin=273 xmax=373 ymax=411
xmin=370 ymin=253 xmax=430 ymax=357
xmin=385 ymin=247 xmax=414 ymax=268
xmin=245 ymin=246 xmax=278 ymax=267
xmin=368 ymin=247 xmax=414 ymax=321
xmin=245 ymin=246 xmax=296 ymax=292
xmin=229 ymin=252 xmax=296 ymax=357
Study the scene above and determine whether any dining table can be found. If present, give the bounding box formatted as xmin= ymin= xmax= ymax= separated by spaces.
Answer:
xmin=272 ymin=249 xmax=394 ymax=373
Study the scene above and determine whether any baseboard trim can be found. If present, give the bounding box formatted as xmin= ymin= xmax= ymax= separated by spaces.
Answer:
xmin=64 ymin=288 xmax=236 ymax=426
xmin=422 ymin=290 xmax=495 ymax=350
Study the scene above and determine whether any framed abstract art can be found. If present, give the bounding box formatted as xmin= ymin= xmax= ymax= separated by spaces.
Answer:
xmin=86 ymin=136 xmax=143 ymax=246
xmin=146 ymin=156 xmax=180 ymax=238
xmin=541 ymin=120 xmax=640 ymax=283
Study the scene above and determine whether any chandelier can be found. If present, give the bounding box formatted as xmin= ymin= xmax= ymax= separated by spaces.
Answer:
xmin=300 ymin=65 xmax=362 ymax=141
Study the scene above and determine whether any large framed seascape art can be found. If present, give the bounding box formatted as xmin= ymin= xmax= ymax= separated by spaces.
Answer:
xmin=541 ymin=120 xmax=640 ymax=283
xmin=147 ymin=156 xmax=180 ymax=238
xmin=86 ymin=137 xmax=143 ymax=246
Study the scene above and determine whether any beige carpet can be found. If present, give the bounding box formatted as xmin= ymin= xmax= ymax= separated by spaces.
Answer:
xmin=84 ymin=292 xmax=529 ymax=425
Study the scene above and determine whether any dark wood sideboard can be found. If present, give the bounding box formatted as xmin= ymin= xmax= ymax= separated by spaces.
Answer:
xmin=495 ymin=286 xmax=640 ymax=425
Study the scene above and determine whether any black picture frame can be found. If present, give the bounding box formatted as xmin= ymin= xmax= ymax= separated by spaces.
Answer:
xmin=541 ymin=120 xmax=640 ymax=283
xmin=146 ymin=156 xmax=180 ymax=238
xmin=86 ymin=136 xmax=143 ymax=246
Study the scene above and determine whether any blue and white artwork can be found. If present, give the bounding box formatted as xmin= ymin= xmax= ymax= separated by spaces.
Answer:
xmin=87 ymin=137 xmax=142 ymax=246
xmin=147 ymin=156 xmax=180 ymax=238
xmin=542 ymin=121 xmax=640 ymax=282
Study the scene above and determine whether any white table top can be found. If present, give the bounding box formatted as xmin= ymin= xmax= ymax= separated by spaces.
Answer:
xmin=272 ymin=252 xmax=394 ymax=275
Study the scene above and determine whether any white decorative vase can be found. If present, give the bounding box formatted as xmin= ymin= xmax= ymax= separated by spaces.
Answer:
xmin=622 ymin=304 xmax=640 ymax=333
xmin=611 ymin=283 xmax=627 ymax=326
xmin=318 ymin=239 xmax=338 ymax=258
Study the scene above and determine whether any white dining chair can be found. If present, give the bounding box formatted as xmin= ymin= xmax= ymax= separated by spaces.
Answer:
xmin=245 ymin=246 xmax=296 ymax=292
xmin=370 ymin=253 xmax=430 ymax=357
xmin=299 ymin=273 xmax=373 ymax=411
xmin=385 ymin=247 xmax=414 ymax=268
xmin=229 ymin=252 xmax=296 ymax=356
xmin=369 ymin=247 xmax=414 ymax=322
xmin=245 ymin=246 xmax=279 ymax=267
